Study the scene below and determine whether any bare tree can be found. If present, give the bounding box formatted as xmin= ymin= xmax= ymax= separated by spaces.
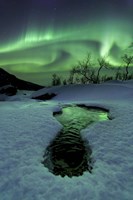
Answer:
xmin=50 ymin=53 xmax=133 ymax=86
xmin=71 ymin=54 xmax=96 ymax=84
xmin=121 ymin=54 xmax=133 ymax=80
xmin=63 ymin=79 xmax=67 ymax=85
xmin=96 ymin=57 xmax=109 ymax=83
xmin=52 ymin=73 xmax=61 ymax=86
xmin=115 ymin=67 xmax=122 ymax=80
xmin=67 ymin=69 xmax=75 ymax=84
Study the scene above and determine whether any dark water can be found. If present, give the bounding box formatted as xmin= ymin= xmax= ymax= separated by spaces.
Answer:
xmin=42 ymin=105 xmax=108 ymax=177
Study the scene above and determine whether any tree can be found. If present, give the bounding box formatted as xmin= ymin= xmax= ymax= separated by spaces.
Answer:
xmin=121 ymin=54 xmax=133 ymax=80
xmin=52 ymin=73 xmax=61 ymax=86
xmin=71 ymin=54 xmax=96 ymax=84
xmin=115 ymin=67 xmax=122 ymax=80
xmin=96 ymin=57 xmax=109 ymax=83
xmin=68 ymin=69 xmax=75 ymax=84
xmin=63 ymin=79 xmax=67 ymax=85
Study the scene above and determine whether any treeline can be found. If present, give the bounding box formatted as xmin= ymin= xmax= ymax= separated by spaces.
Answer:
xmin=51 ymin=54 xmax=133 ymax=86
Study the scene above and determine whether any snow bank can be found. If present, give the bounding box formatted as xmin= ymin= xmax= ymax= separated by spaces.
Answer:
xmin=0 ymin=81 xmax=133 ymax=200
xmin=31 ymin=81 xmax=133 ymax=102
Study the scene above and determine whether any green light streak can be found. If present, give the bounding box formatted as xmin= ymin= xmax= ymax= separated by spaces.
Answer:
xmin=0 ymin=19 xmax=132 ymax=78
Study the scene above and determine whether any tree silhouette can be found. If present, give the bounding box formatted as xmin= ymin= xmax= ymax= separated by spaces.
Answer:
xmin=71 ymin=54 xmax=97 ymax=83
xmin=96 ymin=57 xmax=109 ymax=83
xmin=121 ymin=54 xmax=133 ymax=80
xmin=50 ymin=53 xmax=133 ymax=86
xmin=52 ymin=73 xmax=61 ymax=86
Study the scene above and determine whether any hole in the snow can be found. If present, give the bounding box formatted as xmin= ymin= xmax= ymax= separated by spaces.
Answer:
xmin=42 ymin=105 xmax=109 ymax=177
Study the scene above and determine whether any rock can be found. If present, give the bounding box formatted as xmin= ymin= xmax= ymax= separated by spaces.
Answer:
xmin=0 ymin=68 xmax=44 ymax=91
xmin=0 ymin=85 xmax=17 ymax=96
xmin=32 ymin=93 xmax=56 ymax=100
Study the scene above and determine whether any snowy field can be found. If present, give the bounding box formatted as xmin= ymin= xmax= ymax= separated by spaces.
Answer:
xmin=0 ymin=81 xmax=133 ymax=200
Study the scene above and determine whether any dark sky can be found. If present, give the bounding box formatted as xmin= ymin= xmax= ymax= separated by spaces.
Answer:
xmin=0 ymin=0 xmax=133 ymax=85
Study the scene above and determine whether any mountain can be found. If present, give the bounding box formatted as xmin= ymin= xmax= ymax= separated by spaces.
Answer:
xmin=0 ymin=68 xmax=44 ymax=91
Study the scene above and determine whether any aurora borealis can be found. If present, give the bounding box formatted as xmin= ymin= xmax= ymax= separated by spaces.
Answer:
xmin=0 ymin=0 xmax=133 ymax=85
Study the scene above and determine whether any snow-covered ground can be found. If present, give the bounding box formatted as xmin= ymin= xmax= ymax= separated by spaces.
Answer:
xmin=0 ymin=81 xmax=133 ymax=200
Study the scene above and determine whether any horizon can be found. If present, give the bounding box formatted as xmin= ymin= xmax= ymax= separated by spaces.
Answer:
xmin=1 ymin=66 xmax=133 ymax=87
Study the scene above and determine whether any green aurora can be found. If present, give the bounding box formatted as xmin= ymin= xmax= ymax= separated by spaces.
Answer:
xmin=0 ymin=0 xmax=133 ymax=85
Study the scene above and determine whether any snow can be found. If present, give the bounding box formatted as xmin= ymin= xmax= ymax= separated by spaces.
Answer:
xmin=0 ymin=81 xmax=133 ymax=200
xmin=31 ymin=82 xmax=133 ymax=101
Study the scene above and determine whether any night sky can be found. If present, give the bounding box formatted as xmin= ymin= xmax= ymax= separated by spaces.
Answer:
xmin=0 ymin=0 xmax=133 ymax=85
